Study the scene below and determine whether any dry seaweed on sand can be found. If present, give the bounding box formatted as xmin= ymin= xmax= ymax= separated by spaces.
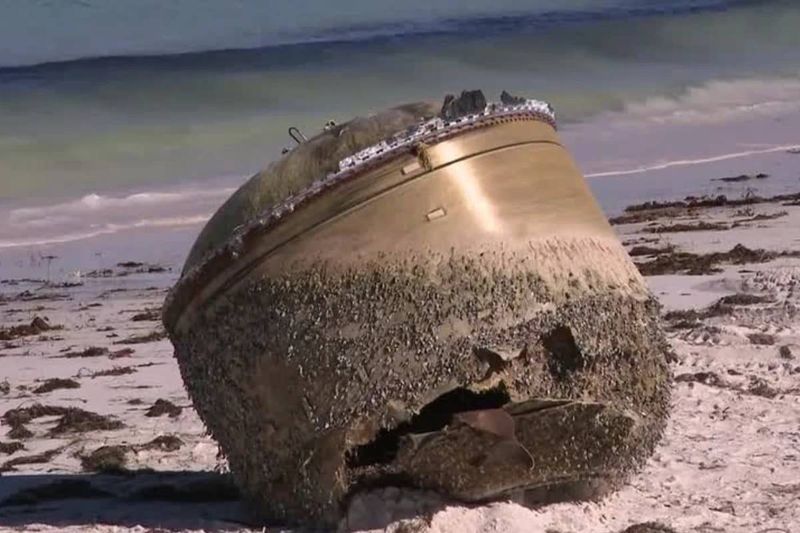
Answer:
xmin=10 ymin=291 xmax=71 ymax=303
xmin=619 ymin=523 xmax=678 ymax=533
xmin=3 ymin=403 xmax=126 ymax=436
xmin=79 ymin=444 xmax=131 ymax=474
xmin=89 ymin=366 xmax=137 ymax=378
xmin=49 ymin=408 xmax=125 ymax=435
xmin=675 ymin=371 xmax=726 ymax=387
xmin=130 ymin=308 xmax=162 ymax=321
xmin=636 ymin=244 xmax=799 ymax=276
xmin=0 ymin=441 xmax=24 ymax=455
xmin=663 ymin=293 xmax=773 ymax=327
xmin=732 ymin=211 xmax=789 ymax=226
xmin=113 ymin=330 xmax=167 ymax=345
xmin=109 ymin=347 xmax=135 ymax=358
xmin=0 ymin=316 xmax=61 ymax=341
xmin=0 ymin=447 xmax=62 ymax=472
xmin=748 ymin=332 xmax=776 ymax=345
xmin=3 ymin=403 xmax=71 ymax=427
xmin=612 ymin=191 xmax=800 ymax=227
xmin=628 ymin=245 xmax=675 ymax=257
xmin=145 ymin=399 xmax=182 ymax=418
xmin=675 ymin=372 xmax=786 ymax=399
xmin=7 ymin=425 xmax=34 ymax=440
xmin=779 ymin=345 xmax=796 ymax=360
xmin=57 ymin=346 xmax=109 ymax=358
xmin=33 ymin=378 xmax=81 ymax=394
xmin=713 ymin=173 xmax=769 ymax=183
xmin=138 ymin=434 xmax=184 ymax=452
xmin=642 ymin=221 xmax=730 ymax=234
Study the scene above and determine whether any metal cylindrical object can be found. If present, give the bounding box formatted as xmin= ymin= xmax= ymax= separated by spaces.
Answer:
xmin=164 ymin=97 xmax=671 ymax=527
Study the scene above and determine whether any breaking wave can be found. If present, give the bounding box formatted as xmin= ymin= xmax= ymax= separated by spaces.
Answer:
xmin=8 ymin=188 xmax=235 ymax=225
xmin=0 ymin=216 xmax=210 ymax=249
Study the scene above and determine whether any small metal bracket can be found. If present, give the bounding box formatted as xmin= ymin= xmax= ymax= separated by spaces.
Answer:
xmin=288 ymin=127 xmax=308 ymax=145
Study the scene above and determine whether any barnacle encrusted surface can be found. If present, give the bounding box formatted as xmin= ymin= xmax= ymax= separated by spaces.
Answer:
xmin=170 ymin=243 xmax=671 ymax=526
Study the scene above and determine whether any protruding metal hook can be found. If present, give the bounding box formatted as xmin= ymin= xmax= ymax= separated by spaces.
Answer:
xmin=288 ymin=127 xmax=307 ymax=145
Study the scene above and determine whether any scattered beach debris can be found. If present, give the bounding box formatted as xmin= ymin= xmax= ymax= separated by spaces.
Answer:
xmin=3 ymin=304 xmax=54 ymax=315
xmin=7 ymin=426 xmax=34 ymax=440
xmin=748 ymin=332 xmax=776 ymax=346
xmin=57 ymin=346 xmax=110 ymax=358
xmin=49 ymin=408 xmax=126 ymax=435
xmin=675 ymin=371 xmax=725 ymax=387
xmin=10 ymin=290 xmax=71 ymax=303
xmin=610 ymin=191 xmax=800 ymax=225
xmin=33 ymin=378 xmax=81 ymax=394
xmin=145 ymin=399 xmax=182 ymax=418
xmin=114 ymin=330 xmax=167 ymax=345
xmin=0 ymin=479 xmax=111 ymax=506
xmin=90 ymin=366 xmax=137 ymax=378
xmin=0 ymin=379 xmax=9 ymax=395
xmin=85 ymin=269 xmax=114 ymax=278
xmin=779 ymin=345 xmax=796 ymax=360
xmin=732 ymin=211 xmax=789 ymax=226
xmin=109 ymin=347 xmax=136 ymax=358
xmin=620 ymin=523 xmax=678 ymax=533
xmin=628 ymin=245 xmax=675 ymax=257
xmin=139 ymin=434 xmax=184 ymax=452
xmin=663 ymin=293 xmax=773 ymax=329
xmin=86 ymin=263 xmax=170 ymax=279
xmin=636 ymin=244 xmax=800 ymax=276
xmin=0 ymin=447 xmax=62 ymax=472
xmin=131 ymin=308 xmax=161 ymax=321
xmin=80 ymin=444 xmax=130 ymax=474
xmin=3 ymin=404 xmax=71 ymax=437
xmin=0 ymin=316 xmax=60 ymax=341
xmin=2 ymin=403 xmax=127 ymax=438
xmin=0 ymin=441 xmax=24 ymax=455
xmin=642 ymin=221 xmax=730 ymax=233
xmin=713 ymin=173 xmax=769 ymax=183
xmin=675 ymin=372 xmax=789 ymax=399
xmin=747 ymin=376 xmax=780 ymax=398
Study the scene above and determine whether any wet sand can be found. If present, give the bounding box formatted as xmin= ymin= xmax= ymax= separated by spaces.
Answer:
xmin=2 ymin=182 xmax=800 ymax=532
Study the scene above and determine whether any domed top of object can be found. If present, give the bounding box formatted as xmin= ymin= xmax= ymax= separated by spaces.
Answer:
xmin=183 ymin=101 xmax=441 ymax=273
xmin=167 ymin=90 xmax=558 ymax=332
xmin=182 ymin=91 xmax=556 ymax=276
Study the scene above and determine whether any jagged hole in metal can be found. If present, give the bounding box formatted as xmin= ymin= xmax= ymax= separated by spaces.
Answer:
xmin=346 ymin=386 xmax=511 ymax=469
xmin=543 ymin=326 xmax=585 ymax=381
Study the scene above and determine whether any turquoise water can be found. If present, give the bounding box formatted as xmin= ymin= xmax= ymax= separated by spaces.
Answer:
xmin=1 ymin=0 xmax=799 ymax=257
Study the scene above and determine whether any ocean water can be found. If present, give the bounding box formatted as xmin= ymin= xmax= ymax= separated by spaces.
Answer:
xmin=1 ymin=0 xmax=800 ymax=272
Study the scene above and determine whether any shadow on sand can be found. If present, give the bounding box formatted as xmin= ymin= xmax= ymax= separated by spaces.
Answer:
xmin=0 ymin=470 xmax=268 ymax=531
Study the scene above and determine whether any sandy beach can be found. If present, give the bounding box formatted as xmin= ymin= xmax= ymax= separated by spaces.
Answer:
xmin=2 ymin=159 xmax=800 ymax=532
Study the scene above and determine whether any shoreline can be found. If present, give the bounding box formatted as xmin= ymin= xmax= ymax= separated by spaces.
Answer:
xmin=3 ymin=102 xmax=800 ymax=281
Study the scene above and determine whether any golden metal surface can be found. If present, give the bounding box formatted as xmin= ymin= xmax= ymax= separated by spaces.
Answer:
xmin=168 ymin=118 xmax=619 ymax=332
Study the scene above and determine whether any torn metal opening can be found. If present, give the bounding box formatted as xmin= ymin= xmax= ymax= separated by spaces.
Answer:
xmin=346 ymin=386 xmax=511 ymax=468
